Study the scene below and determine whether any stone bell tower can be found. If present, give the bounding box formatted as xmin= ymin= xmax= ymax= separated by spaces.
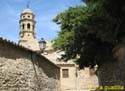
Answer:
xmin=18 ymin=7 xmax=40 ymax=51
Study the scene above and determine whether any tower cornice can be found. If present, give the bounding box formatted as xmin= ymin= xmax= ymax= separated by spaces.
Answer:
xmin=19 ymin=19 xmax=36 ymax=24
xmin=19 ymin=30 xmax=36 ymax=34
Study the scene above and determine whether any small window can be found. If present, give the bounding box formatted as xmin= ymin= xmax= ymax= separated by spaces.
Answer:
xmin=28 ymin=15 xmax=30 ymax=18
xmin=62 ymin=69 xmax=69 ymax=78
xmin=28 ymin=34 xmax=30 ymax=36
xmin=27 ymin=23 xmax=30 ymax=29
xmin=89 ymin=68 xmax=95 ymax=75
xmin=23 ymin=16 xmax=25 ymax=18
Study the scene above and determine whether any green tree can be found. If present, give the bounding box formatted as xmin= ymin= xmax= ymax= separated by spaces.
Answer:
xmin=53 ymin=0 xmax=125 ymax=68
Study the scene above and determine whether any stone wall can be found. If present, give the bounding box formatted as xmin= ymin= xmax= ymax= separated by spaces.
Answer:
xmin=0 ymin=38 xmax=60 ymax=91
xmin=97 ymin=44 xmax=125 ymax=91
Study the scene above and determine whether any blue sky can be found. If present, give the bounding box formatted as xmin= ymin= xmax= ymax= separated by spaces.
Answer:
xmin=0 ymin=0 xmax=84 ymax=43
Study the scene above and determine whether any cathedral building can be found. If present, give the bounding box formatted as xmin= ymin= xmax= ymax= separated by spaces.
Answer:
xmin=18 ymin=7 xmax=98 ymax=91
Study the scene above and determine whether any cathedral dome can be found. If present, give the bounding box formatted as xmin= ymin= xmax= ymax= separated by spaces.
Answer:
xmin=22 ymin=8 xmax=34 ymax=14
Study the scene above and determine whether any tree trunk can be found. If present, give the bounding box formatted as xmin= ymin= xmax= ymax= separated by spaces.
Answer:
xmin=97 ymin=44 xmax=125 ymax=91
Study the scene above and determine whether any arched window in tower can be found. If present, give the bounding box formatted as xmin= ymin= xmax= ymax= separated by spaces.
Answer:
xmin=27 ymin=23 xmax=30 ymax=29
xmin=23 ymin=16 xmax=25 ymax=18
xmin=22 ymin=24 xmax=25 ymax=29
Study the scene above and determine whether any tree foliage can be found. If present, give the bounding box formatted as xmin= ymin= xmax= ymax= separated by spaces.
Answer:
xmin=53 ymin=0 xmax=125 ymax=68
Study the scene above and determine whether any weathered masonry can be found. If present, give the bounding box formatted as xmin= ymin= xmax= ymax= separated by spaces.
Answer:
xmin=0 ymin=38 xmax=60 ymax=91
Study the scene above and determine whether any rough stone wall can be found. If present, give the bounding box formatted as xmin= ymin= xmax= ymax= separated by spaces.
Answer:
xmin=97 ymin=44 xmax=125 ymax=90
xmin=0 ymin=39 xmax=60 ymax=91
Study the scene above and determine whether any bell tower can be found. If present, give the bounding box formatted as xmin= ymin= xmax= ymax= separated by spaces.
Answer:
xmin=19 ymin=8 xmax=35 ymax=40
xmin=18 ymin=6 xmax=40 ymax=51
